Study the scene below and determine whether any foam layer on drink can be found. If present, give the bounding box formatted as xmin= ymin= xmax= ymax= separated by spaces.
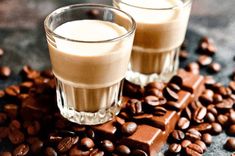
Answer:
xmin=48 ymin=20 xmax=133 ymax=88
xmin=115 ymin=0 xmax=191 ymax=77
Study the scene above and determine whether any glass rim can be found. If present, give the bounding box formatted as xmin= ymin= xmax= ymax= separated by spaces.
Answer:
xmin=44 ymin=3 xmax=136 ymax=43
xmin=113 ymin=0 xmax=192 ymax=10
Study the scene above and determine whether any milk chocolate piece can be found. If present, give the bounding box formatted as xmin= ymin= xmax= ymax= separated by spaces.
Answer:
xmin=120 ymin=125 xmax=164 ymax=156
xmin=166 ymin=90 xmax=192 ymax=111
xmin=177 ymin=69 xmax=205 ymax=99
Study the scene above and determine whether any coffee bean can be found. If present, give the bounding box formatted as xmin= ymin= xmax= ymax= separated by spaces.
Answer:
xmin=163 ymin=87 xmax=178 ymax=101
xmin=3 ymin=104 xmax=18 ymax=119
xmin=168 ymin=83 xmax=180 ymax=93
xmin=90 ymin=149 xmax=104 ymax=156
xmin=206 ymin=112 xmax=216 ymax=123
xmin=204 ymin=76 xmax=216 ymax=87
xmin=0 ymin=127 xmax=9 ymax=139
xmin=121 ymin=122 xmax=137 ymax=136
xmin=5 ymin=85 xmax=20 ymax=97
xmin=169 ymin=143 xmax=181 ymax=153
xmin=13 ymin=144 xmax=29 ymax=156
xmin=0 ymin=90 xmax=5 ymax=98
xmin=192 ymin=123 xmax=212 ymax=133
xmin=179 ymin=50 xmax=189 ymax=60
xmin=207 ymin=105 xmax=218 ymax=116
xmin=186 ymin=62 xmax=200 ymax=75
xmin=186 ymin=128 xmax=201 ymax=141
xmin=30 ymin=139 xmax=44 ymax=153
xmin=190 ymin=101 xmax=203 ymax=111
xmin=9 ymin=120 xmax=21 ymax=130
xmin=218 ymin=87 xmax=232 ymax=97
xmin=0 ymin=152 xmax=12 ymax=156
xmin=171 ymin=130 xmax=185 ymax=142
xmin=0 ymin=113 xmax=7 ymax=124
xmin=153 ymin=106 xmax=167 ymax=116
xmin=197 ymin=55 xmax=212 ymax=66
xmin=178 ymin=117 xmax=190 ymax=130
xmin=181 ymin=139 xmax=191 ymax=148
xmin=144 ymin=96 xmax=162 ymax=107
xmin=144 ymin=88 xmax=163 ymax=97
xmin=116 ymin=145 xmax=131 ymax=155
xmin=145 ymin=82 xmax=165 ymax=91
xmin=8 ymin=130 xmax=24 ymax=144
xmin=115 ymin=116 xmax=125 ymax=126
xmin=197 ymin=37 xmax=217 ymax=56
xmin=225 ymin=138 xmax=235 ymax=151
xmin=131 ymin=149 xmax=147 ymax=156
xmin=185 ymin=147 xmax=202 ymax=156
xmin=57 ymin=136 xmax=79 ymax=153
xmin=229 ymin=110 xmax=235 ymax=124
xmin=208 ymin=62 xmax=221 ymax=73
xmin=229 ymin=81 xmax=235 ymax=93
xmin=188 ymin=143 xmax=203 ymax=154
xmin=213 ymin=93 xmax=223 ymax=103
xmin=184 ymin=106 xmax=192 ymax=120
xmin=86 ymin=129 xmax=95 ymax=140
xmin=123 ymin=80 xmax=143 ymax=98
xmin=0 ymin=48 xmax=4 ymax=57
xmin=195 ymin=140 xmax=207 ymax=152
xmin=0 ymin=66 xmax=11 ymax=78
xmin=227 ymin=125 xmax=235 ymax=136
xmin=217 ymin=114 xmax=228 ymax=126
xmin=69 ymin=146 xmax=90 ymax=156
xmin=201 ymin=133 xmax=212 ymax=146
xmin=169 ymin=75 xmax=183 ymax=87
xmin=100 ymin=140 xmax=114 ymax=152
xmin=45 ymin=147 xmax=57 ymax=156
xmin=80 ymin=137 xmax=94 ymax=151
xmin=127 ymin=99 xmax=143 ymax=115
xmin=211 ymin=122 xmax=222 ymax=134
xmin=27 ymin=121 xmax=40 ymax=135
xmin=193 ymin=106 xmax=207 ymax=123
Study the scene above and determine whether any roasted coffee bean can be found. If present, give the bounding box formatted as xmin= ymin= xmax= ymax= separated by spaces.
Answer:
xmin=13 ymin=144 xmax=29 ymax=156
xmin=211 ymin=122 xmax=222 ymax=134
xmin=86 ymin=129 xmax=95 ymax=140
xmin=197 ymin=37 xmax=217 ymax=56
xmin=225 ymin=138 xmax=235 ymax=151
xmin=90 ymin=149 xmax=104 ymax=156
xmin=5 ymin=85 xmax=20 ymax=97
xmin=153 ymin=106 xmax=167 ymax=116
xmin=57 ymin=136 xmax=79 ymax=153
xmin=0 ymin=90 xmax=5 ymax=98
xmin=116 ymin=145 xmax=131 ymax=155
xmin=72 ymin=125 xmax=86 ymax=134
xmin=145 ymin=82 xmax=165 ymax=91
xmin=178 ymin=117 xmax=190 ymax=130
xmin=8 ymin=130 xmax=24 ymax=144
xmin=0 ymin=152 xmax=12 ymax=156
xmin=179 ymin=50 xmax=189 ymax=60
xmin=80 ymin=137 xmax=94 ymax=151
xmin=192 ymin=123 xmax=212 ymax=133
xmin=206 ymin=112 xmax=216 ymax=123
xmin=168 ymin=83 xmax=180 ymax=93
xmin=197 ymin=55 xmax=212 ymax=66
xmin=45 ymin=147 xmax=57 ymax=156
xmin=115 ymin=116 xmax=125 ymax=125
xmin=169 ymin=143 xmax=181 ymax=153
xmin=169 ymin=75 xmax=183 ymax=87
xmin=123 ymin=80 xmax=143 ymax=98
xmin=184 ymin=106 xmax=192 ymax=120
xmin=188 ymin=143 xmax=203 ymax=154
xmin=163 ymin=87 xmax=178 ymax=101
xmin=27 ymin=121 xmax=40 ymax=135
xmin=0 ymin=48 xmax=4 ymax=57
xmin=100 ymin=140 xmax=114 ymax=152
xmin=9 ymin=120 xmax=21 ymax=130
xmin=193 ymin=106 xmax=207 ymax=123
xmin=69 ymin=146 xmax=90 ymax=156
xmin=217 ymin=114 xmax=228 ymax=126
xmin=195 ymin=140 xmax=207 ymax=152
xmin=204 ymin=76 xmax=216 ymax=87
xmin=121 ymin=122 xmax=137 ymax=136
xmin=213 ymin=93 xmax=223 ymax=103
xmin=0 ymin=113 xmax=7 ymax=124
xmin=202 ymin=134 xmax=212 ymax=149
xmin=30 ymin=139 xmax=43 ymax=153
xmin=0 ymin=127 xmax=9 ymax=139
xmin=131 ymin=149 xmax=147 ymax=156
xmin=0 ymin=66 xmax=11 ymax=78
xmin=181 ymin=139 xmax=192 ymax=148
xmin=218 ymin=87 xmax=232 ymax=97
xmin=229 ymin=81 xmax=235 ymax=93
xmin=186 ymin=128 xmax=201 ymax=141
xmin=186 ymin=62 xmax=200 ymax=75
xmin=229 ymin=110 xmax=235 ymax=124
xmin=171 ymin=130 xmax=185 ymax=142
xmin=190 ymin=101 xmax=202 ymax=111
xmin=207 ymin=105 xmax=218 ymax=116
xmin=3 ymin=104 xmax=18 ymax=119
xmin=208 ymin=62 xmax=221 ymax=73
xmin=127 ymin=99 xmax=143 ymax=115
xmin=145 ymin=88 xmax=163 ymax=97
xmin=227 ymin=125 xmax=235 ymax=136
xmin=144 ymin=96 xmax=162 ymax=107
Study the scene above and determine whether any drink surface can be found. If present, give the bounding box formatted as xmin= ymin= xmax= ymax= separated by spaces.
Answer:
xmin=48 ymin=20 xmax=133 ymax=88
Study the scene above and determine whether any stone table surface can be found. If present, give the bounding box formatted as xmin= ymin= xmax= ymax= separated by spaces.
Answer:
xmin=0 ymin=0 xmax=234 ymax=155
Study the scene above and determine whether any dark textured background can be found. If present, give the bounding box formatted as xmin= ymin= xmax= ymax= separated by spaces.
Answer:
xmin=0 ymin=0 xmax=234 ymax=155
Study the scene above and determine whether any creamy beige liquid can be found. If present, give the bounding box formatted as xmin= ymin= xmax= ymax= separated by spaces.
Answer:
xmin=48 ymin=20 xmax=133 ymax=112
xmin=115 ymin=0 xmax=192 ymax=77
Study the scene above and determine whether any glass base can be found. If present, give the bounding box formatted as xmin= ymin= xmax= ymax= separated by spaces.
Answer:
xmin=56 ymin=78 xmax=123 ymax=125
